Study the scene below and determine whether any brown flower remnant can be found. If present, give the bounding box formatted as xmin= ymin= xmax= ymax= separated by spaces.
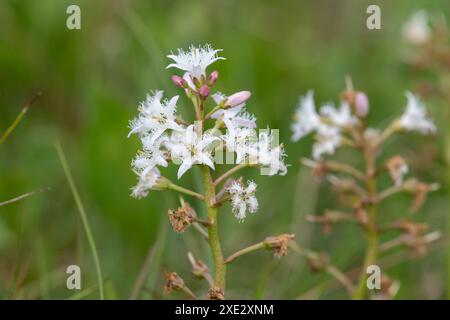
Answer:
xmin=403 ymin=179 xmax=439 ymax=212
xmin=264 ymin=234 xmax=295 ymax=258
xmin=164 ymin=272 xmax=185 ymax=294
xmin=167 ymin=202 xmax=196 ymax=232
xmin=207 ymin=287 xmax=225 ymax=300
xmin=386 ymin=156 xmax=408 ymax=187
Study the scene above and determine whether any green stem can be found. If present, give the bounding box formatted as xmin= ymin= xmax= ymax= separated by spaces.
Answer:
xmin=168 ymin=182 xmax=204 ymax=200
xmin=352 ymin=149 xmax=379 ymax=300
xmin=224 ymin=242 xmax=265 ymax=264
xmin=200 ymin=165 xmax=226 ymax=291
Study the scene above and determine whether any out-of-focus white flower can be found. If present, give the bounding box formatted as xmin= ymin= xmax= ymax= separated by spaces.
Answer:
xmin=399 ymin=92 xmax=436 ymax=134
xmin=403 ymin=10 xmax=431 ymax=45
xmin=291 ymin=90 xmax=321 ymax=141
xmin=227 ymin=180 xmax=258 ymax=221
xmin=128 ymin=91 xmax=182 ymax=143
xmin=131 ymin=168 xmax=161 ymax=199
xmin=166 ymin=44 xmax=225 ymax=79
xmin=320 ymin=101 xmax=356 ymax=127
xmin=312 ymin=125 xmax=341 ymax=160
xmin=169 ymin=125 xmax=219 ymax=179
xmin=254 ymin=131 xmax=287 ymax=176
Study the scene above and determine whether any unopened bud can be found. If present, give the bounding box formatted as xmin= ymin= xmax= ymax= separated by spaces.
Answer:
xmin=209 ymin=70 xmax=219 ymax=85
xmin=199 ymin=85 xmax=210 ymax=98
xmin=171 ymin=75 xmax=187 ymax=88
xmin=355 ymin=92 xmax=369 ymax=117
xmin=225 ymin=90 xmax=251 ymax=107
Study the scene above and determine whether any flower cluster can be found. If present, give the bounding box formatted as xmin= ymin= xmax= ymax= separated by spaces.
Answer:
xmin=129 ymin=45 xmax=287 ymax=221
xmin=291 ymin=89 xmax=435 ymax=160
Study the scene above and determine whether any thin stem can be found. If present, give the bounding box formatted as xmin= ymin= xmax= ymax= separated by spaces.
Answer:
xmin=378 ymin=121 xmax=399 ymax=146
xmin=192 ymin=222 xmax=210 ymax=241
xmin=181 ymin=285 xmax=197 ymax=299
xmin=377 ymin=184 xmax=403 ymax=202
xmin=168 ymin=182 xmax=204 ymax=200
xmin=200 ymin=165 xmax=226 ymax=291
xmin=204 ymin=105 xmax=222 ymax=120
xmin=55 ymin=141 xmax=104 ymax=300
xmin=213 ymin=163 xmax=249 ymax=187
xmin=352 ymin=140 xmax=379 ymax=300
xmin=224 ymin=242 xmax=265 ymax=264
xmin=0 ymin=92 xmax=42 ymax=144
xmin=323 ymin=160 xmax=366 ymax=182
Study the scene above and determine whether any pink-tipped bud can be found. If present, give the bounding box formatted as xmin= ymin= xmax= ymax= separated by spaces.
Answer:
xmin=209 ymin=70 xmax=219 ymax=85
xmin=199 ymin=85 xmax=210 ymax=98
xmin=171 ymin=75 xmax=186 ymax=88
xmin=355 ymin=92 xmax=369 ymax=117
xmin=226 ymin=91 xmax=251 ymax=107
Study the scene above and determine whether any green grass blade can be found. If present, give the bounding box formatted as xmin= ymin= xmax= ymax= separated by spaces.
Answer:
xmin=0 ymin=92 xmax=41 ymax=145
xmin=54 ymin=140 xmax=105 ymax=300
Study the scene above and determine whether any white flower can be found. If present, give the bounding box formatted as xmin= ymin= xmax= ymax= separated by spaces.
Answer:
xmin=403 ymin=10 xmax=431 ymax=45
xmin=320 ymin=101 xmax=356 ymax=127
xmin=312 ymin=125 xmax=341 ymax=160
xmin=291 ymin=90 xmax=321 ymax=141
xmin=128 ymin=91 xmax=182 ymax=143
xmin=227 ymin=180 xmax=258 ymax=221
xmin=169 ymin=125 xmax=219 ymax=179
xmin=131 ymin=168 xmax=161 ymax=199
xmin=222 ymin=127 xmax=258 ymax=164
xmin=132 ymin=135 xmax=168 ymax=174
xmin=166 ymin=44 xmax=225 ymax=79
xmin=399 ymin=91 xmax=436 ymax=134
xmin=254 ymin=131 xmax=287 ymax=176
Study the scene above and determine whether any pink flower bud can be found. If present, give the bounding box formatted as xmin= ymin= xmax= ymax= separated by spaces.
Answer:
xmin=355 ymin=92 xmax=369 ymax=117
xmin=209 ymin=70 xmax=219 ymax=85
xmin=199 ymin=85 xmax=210 ymax=98
xmin=226 ymin=91 xmax=251 ymax=107
xmin=171 ymin=75 xmax=186 ymax=88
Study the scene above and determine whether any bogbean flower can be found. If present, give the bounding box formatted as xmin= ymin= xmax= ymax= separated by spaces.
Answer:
xmin=128 ymin=90 xmax=182 ymax=143
xmin=166 ymin=44 xmax=225 ymax=79
xmin=320 ymin=101 xmax=356 ymax=127
xmin=399 ymin=92 xmax=436 ymax=134
xmin=168 ymin=125 xmax=219 ymax=179
xmin=131 ymin=168 xmax=163 ymax=199
xmin=291 ymin=90 xmax=321 ymax=142
xmin=227 ymin=180 xmax=258 ymax=221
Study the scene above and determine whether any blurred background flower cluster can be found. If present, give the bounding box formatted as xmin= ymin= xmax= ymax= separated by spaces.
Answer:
xmin=0 ymin=0 xmax=448 ymax=299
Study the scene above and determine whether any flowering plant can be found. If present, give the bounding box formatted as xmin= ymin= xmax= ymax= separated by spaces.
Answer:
xmin=128 ymin=44 xmax=291 ymax=299
xmin=292 ymin=79 xmax=439 ymax=299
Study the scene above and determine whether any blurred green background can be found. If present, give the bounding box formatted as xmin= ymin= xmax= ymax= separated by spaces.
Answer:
xmin=0 ymin=0 xmax=449 ymax=299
